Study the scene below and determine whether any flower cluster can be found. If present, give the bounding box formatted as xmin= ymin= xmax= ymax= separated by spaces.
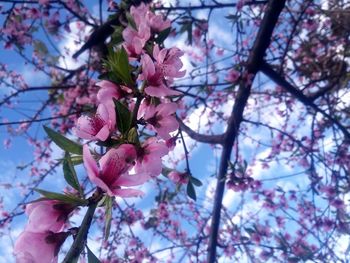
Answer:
xmin=15 ymin=3 xmax=186 ymax=261
xmin=15 ymin=4 xmax=185 ymax=262
xmin=14 ymin=200 xmax=73 ymax=262
xmin=75 ymin=3 xmax=185 ymax=197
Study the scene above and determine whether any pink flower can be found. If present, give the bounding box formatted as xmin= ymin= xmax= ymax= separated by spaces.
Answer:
xmin=225 ymin=69 xmax=240 ymax=83
xmin=130 ymin=3 xmax=171 ymax=32
xmin=83 ymin=144 xmax=149 ymax=197
xmin=130 ymin=3 xmax=149 ymax=26
xmin=140 ymin=54 xmax=181 ymax=97
xmin=153 ymin=45 xmax=186 ymax=78
xmin=168 ymin=171 xmax=188 ymax=184
xmin=122 ymin=6 xmax=151 ymax=58
xmin=144 ymin=102 xmax=179 ymax=140
xmin=135 ymin=138 xmax=169 ymax=177
xmin=96 ymin=80 xmax=121 ymax=103
xmin=14 ymin=231 xmax=67 ymax=263
xmin=147 ymin=12 xmax=171 ymax=32
xmin=25 ymin=200 xmax=73 ymax=233
xmin=75 ymin=103 xmax=116 ymax=141
xmin=96 ymin=80 xmax=132 ymax=104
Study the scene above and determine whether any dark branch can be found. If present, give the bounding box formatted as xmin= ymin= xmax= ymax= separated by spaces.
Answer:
xmin=0 ymin=112 xmax=80 ymax=127
xmin=260 ymin=61 xmax=350 ymax=141
xmin=178 ymin=117 xmax=224 ymax=144
xmin=155 ymin=1 xmax=268 ymax=11
xmin=207 ymin=0 xmax=287 ymax=261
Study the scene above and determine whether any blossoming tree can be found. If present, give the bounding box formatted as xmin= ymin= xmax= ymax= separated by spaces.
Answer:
xmin=0 ymin=0 xmax=349 ymax=262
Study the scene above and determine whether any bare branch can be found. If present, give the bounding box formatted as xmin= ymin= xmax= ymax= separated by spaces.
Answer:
xmin=207 ymin=0 xmax=287 ymax=261
xmin=177 ymin=117 xmax=224 ymax=144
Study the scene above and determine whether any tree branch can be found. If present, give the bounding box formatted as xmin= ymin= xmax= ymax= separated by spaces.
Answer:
xmin=260 ymin=61 xmax=350 ymax=141
xmin=155 ymin=1 xmax=267 ymax=11
xmin=62 ymin=190 xmax=102 ymax=263
xmin=207 ymin=0 xmax=287 ymax=261
xmin=177 ymin=117 xmax=224 ymax=144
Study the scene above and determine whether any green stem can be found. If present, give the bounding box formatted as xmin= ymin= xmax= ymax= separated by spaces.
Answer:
xmin=62 ymin=191 xmax=102 ymax=263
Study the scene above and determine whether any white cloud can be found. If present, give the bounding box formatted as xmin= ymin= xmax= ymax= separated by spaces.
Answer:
xmin=58 ymin=22 xmax=91 ymax=69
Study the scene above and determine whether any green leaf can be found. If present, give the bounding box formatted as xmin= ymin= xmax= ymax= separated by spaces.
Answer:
xmin=87 ymin=246 xmax=101 ymax=263
xmin=106 ymin=47 xmax=133 ymax=85
xmin=127 ymin=127 xmax=140 ymax=145
xmin=161 ymin=167 xmax=173 ymax=178
xmin=63 ymin=152 xmax=83 ymax=197
xmin=104 ymin=196 xmax=113 ymax=240
xmin=117 ymin=47 xmax=133 ymax=84
xmin=34 ymin=188 xmax=87 ymax=206
xmin=70 ymin=155 xmax=84 ymax=165
xmin=156 ymin=27 xmax=171 ymax=44
xmin=33 ymin=40 xmax=48 ymax=56
xmin=179 ymin=22 xmax=192 ymax=45
xmin=114 ymin=100 xmax=132 ymax=134
xmin=225 ymin=14 xmax=240 ymax=22
xmin=110 ymin=26 xmax=124 ymax=46
xmin=186 ymin=181 xmax=196 ymax=201
xmin=126 ymin=12 xmax=137 ymax=30
xmin=44 ymin=126 xmax=82 ymax=155
xmin=190 ymin=176 xmax=203 ymax=187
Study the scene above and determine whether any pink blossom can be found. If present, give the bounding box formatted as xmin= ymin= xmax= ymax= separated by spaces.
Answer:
xmin=168 ymin=171 xmax=188 ymax=184
xmin=225 ymin=69 xmax=240 ymax=83
xmin=330 ymin=198 xmax=344 ymax=209
xmin=122 ymin=12 xmax=151 ymax=58
xmin=130 ymin=3 xmax=170 ymax=32
xmin=130 ymin=3 xmax=149 ymax=26
xmin=144 ymin=102 xmax=179 ymax=140
xmin=25 ymin=200 xmax=73 ymax=233
xmin=140 ymin=54 xmax=182 ymax=97
xmin=135 ymin=138 xmax=169 ymax=177
xmin=147 ymin=11 xmax=171 ymax=32
xmin=14 ymin=231 xmax=67 ymax=263
xmin=153 ymin=45 xmax=186 ymax=78
xmin=96 ymin=80 xmax=121 ymax=103
xmin=96 ymin=80 xmax=132 ymax=104
xmin=83 ymin=144 xmax=149 ymax=197
xmin=75 ymin=103 xmax=116 ymax=141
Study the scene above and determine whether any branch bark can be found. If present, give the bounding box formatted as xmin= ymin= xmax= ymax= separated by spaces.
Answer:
xmin=154 ymin=1 xmax=267 ymax=11
xmin=206 ymin=0 xmax=287 ymax=261
xmin=62 ymin=190 xmax=102 ymax=263
xmin=260 ymin=61 xmax=350 ymax=141
xmin=178 ymin=117 xmax=225 ymax=144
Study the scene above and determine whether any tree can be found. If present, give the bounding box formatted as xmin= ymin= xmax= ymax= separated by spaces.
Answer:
xmin=0 ymin=0 xmax=349 ymax=262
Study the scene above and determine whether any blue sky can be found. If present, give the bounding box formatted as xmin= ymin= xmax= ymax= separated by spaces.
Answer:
xmin=1 ymin=0 xmax=350 ymax=262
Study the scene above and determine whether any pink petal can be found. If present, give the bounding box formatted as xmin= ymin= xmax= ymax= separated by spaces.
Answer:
xmin=145 ymin=86 xmax=182 ymax=97
xmin=122 ymin=27 xmax=136 ymax=43
xmin=115 ymin=172 xmax=150 ymax=187
xmin=145 ymin=139 xmax=169 ymax=157
xmin=95 ymin=124 xmax=110 ymax=141
xmin=143 ymin=104 xmax=157 ymax=120
xmin=138 ymin=157 xmax=163 ymax=176
xmin=83 ymin=145 xmax=100 ymax=182
xmin=141 ymin=54 xmax=155 ymax=79
xmin=96 ymin=80 xmax=120 ymax=103
xmin=84 ymin=147 xmax=114 ymax=195
xmin=160 ymin=116 xmax=179 ymax=131
xmin=25 ymin=201 xmax=63 ymax=233
xmin=157 ymin=102 xmax=178 ymax=116
xmin=75 ymin=116 xmax=96 ymax=140
xmin=14 ymin=231 xmax=58 ymax=263
xmin=97 ymin=103 xmax=116 ymax=130
xmin=112 ymin=188 xmax=144 ymax=197
xmin=153 ymin=44 xmax=160 ymax=59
